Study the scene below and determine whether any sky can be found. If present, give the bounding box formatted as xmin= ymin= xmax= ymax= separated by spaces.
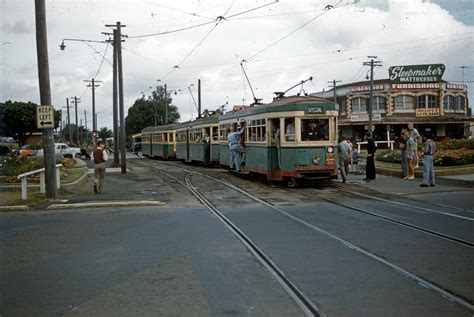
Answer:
xmin=1 ymin=0 xmax=473 ymax=131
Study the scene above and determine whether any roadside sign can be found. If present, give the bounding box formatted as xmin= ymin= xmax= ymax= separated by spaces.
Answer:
xmin=37 ymin=105 xmax=55 ymax=129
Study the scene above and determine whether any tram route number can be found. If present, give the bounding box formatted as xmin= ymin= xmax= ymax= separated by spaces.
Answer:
xmin=306 ymin=106 xmax=323 ymax=114
xmin=36 ymin=105 xmax=55 ymax=129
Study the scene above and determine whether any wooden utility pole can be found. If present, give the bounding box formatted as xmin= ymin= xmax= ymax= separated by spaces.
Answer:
xmin=66 ymin=98 xmax=72 ymax=144
xmin=112 ymin=29 xmax=119 ymax=165
xmin=70 ymin=96 xmax=81 ymax=145
xmin=34 ymin=0 xmax=57 ymax=199
xmin=106 ymin=22 xmax=125 ymax=171
xmin=84 ymin=78 xmax=102 ymax=150
xmin=198 ymin=79 xmax=202 ymax=119
xmin=363 ymin=56 xmax=382 ymax=138
xmin=164 ymin=84 xmax=168 ymax=124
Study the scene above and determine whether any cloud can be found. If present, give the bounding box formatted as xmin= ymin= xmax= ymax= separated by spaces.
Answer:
xmin=2 ymin=21 xmax=32 ymax=34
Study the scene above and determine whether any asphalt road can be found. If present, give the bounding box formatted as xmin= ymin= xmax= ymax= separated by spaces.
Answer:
xmin=1 ymin=158 xmax=473 ymax=316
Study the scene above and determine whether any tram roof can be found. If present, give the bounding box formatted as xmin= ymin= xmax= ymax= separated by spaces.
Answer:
xmin=141 ymin=123 xmax=176 ymax=133
xmin=220 ymin=95 xmax=334 ymax=120
xmin=176 ymin=116 xmax=219 ymax=129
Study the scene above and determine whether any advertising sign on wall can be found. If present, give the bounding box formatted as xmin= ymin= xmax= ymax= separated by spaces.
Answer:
xmin=389 ymin=64 xmax=445 ymax=83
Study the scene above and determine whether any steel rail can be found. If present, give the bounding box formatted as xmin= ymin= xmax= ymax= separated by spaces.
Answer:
xmin=133 ymin=159 xmax=474 ymax=312
xmin=310 ymin=189 xmax=474 ymax=248
xmin=193 ymin=172 xmax=474 ymax=313
xmin=134 ymin=161 xmax=323 ymax=317
xmin=332 ymin=186 xmax=474 ymax=220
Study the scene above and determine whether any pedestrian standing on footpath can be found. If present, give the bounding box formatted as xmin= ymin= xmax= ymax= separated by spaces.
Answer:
xmin=420 ymin=133 xmax=436 ymax=187
xmin=364 ymin=132 xmax=377 ymax=181
xmin=399 ymin=129 xmax=408 ymax=178
xmin=91 ymin=140 xmax=108 ymax=194
xmin=227 ymin=123 xmax=245 ymax=172
xmin=404 ymin=130 xmax=416 ymax=180
xmin=338 ymin=136 xmax=352 ymax=183
xmin=408 ymin=122 xmax=420 ymax=168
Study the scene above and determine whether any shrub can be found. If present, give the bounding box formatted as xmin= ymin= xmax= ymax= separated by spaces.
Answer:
xmin=2 ymin=156 xmax=44 ymax=176
xmin=436 ymin=139 xmax=474 ymax=150
xmin=376 ymin=148 xmax=474 ymax=166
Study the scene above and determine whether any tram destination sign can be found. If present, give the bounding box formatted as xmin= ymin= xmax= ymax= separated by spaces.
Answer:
xmin=306 ymin=105 xmax=323 ymax=114
xmin=389 ymin=64 xmax=445 ymax=83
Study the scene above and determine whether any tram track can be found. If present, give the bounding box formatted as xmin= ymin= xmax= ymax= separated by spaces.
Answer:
xmin=134 ymin=159 xmax=474 ymax=313
xmin=134 ymin=160 xmax=322 ymax=317
xmin=304 ymin=187 xmax=474 ymax=249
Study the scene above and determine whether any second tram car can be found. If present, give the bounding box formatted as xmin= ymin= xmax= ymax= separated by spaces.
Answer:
xmin=141 ymin=124 xmax=176 ymax=159
xmin=176 ymin=116 xmax=219 ymax=164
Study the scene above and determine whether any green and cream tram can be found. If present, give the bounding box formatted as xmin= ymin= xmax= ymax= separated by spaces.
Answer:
xmin=219 ymin=95 xmax=338 ymax=183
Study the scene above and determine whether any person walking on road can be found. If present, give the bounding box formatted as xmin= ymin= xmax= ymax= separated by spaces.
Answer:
xmin=364 ymin=132 xmax=377 ymax=181
xmin=420 ymin=133 xmax=436 ymax=187
xmin=91 ymin=140 xmax=108 ymax=194
xmin=228 ymin=124 xmax=245 ymax=172
xmin=338 ymin=136 xmax=352 ymax=183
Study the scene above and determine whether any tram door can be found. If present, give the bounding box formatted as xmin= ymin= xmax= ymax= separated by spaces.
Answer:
xmin=270 ymin=118 xmax=281 ymax=172
xmin=186 ymin=129 xmax=190 ymax=162
xmin=150 ymin=133 xmax=154 ymax=157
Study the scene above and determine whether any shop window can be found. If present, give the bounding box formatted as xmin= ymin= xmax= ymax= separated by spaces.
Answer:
xmin=417 ymin=95 xmax=437 ymax=109
xmin=301 ymin=119 xmax=329 ymax=141
xmin=456 ymin=96 xmax=465 ymax=111
xmin=393 ymin=95 xmax=415 ymax=110
xmin=444 ymin=95 xmax=454 ymax=110
xmin=352 ymin=97 xmax=367 ymax=112
xmin=373 ymin=96 xmax=386 ymax=112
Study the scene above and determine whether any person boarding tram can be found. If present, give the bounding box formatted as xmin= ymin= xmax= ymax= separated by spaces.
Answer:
xmin=227 ymin=124 xmax=245 ymax=172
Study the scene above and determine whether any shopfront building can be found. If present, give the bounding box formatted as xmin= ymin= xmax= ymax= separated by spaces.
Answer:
xmin=312 ymin=64 xmax=471 ymax=146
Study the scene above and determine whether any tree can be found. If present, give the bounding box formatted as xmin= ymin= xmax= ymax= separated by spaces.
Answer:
xmin=61 ymin=124 xmax=90 ymax=146
xmin=125 ymin=85 xmax=180 ymax=136
xmin=98 ymin=127 xmax=112 ymax=142
xmin=2 ymin=100 xmax=60 ymax=145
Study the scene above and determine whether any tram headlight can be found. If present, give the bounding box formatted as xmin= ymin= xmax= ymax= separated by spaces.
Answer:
xmin=312 ymin=156 xmax=321 ymax=165
xmin=327 ymin=146 xmax=334 ymax=153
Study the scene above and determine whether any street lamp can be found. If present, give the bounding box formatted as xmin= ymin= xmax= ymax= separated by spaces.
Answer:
xmin=59 ymin=38 xmax=107 ymax=51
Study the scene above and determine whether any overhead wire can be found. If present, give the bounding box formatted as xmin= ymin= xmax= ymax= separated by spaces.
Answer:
xmin=141 ymin=0 xmax=280 ymax=94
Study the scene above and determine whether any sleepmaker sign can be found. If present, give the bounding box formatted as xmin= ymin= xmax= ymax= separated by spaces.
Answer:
xmin=389 ymin=64 xmax=445 ymax=83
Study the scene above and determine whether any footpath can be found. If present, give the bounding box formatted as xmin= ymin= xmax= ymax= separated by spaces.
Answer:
xmin=0 ymin=155 xmax=472 ymax=211
xmin=0 ymin=154 xmax=167 ymax=211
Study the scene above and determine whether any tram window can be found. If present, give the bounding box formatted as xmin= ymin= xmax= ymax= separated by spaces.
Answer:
xmin=219 ymin=124 xmax=230 ymax=141
xmin=211 ymin=127 xmax=219 ymax=141
xmin=301 ymin=119 xmax=329 ymax=141
xmin=259 ymin=126 xmax=266 ymax=142
xmin=169 ymin=134 xmax=174 ymax=142
xmin=246 ymin=119 xmax=266 ymax=142
xmin=163 ymin=133 xmax=168 ymax=142
xmin=284 ymin=118 xmax=295 ymax=141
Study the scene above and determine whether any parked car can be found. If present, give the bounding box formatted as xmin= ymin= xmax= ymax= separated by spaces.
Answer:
xmin=35 ymin=143 xmax=82 ymax=158
xmin=15 ymin=144 xmax=42 ymax=157
xmin=133 ymin=142 xmax=142 ymax=157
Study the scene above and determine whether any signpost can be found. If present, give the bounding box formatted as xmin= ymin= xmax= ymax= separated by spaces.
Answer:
xmin=36 ymin=105 xmax=55 ymax=129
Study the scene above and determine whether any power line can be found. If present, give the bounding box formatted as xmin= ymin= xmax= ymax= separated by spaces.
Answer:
xmin=127 ymin=1 xmax=279 ymax=39
xmin=142 ymin=0 xmax=216 ymax=21
xmin=94 ymin=42 xmax=110 ymax=78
